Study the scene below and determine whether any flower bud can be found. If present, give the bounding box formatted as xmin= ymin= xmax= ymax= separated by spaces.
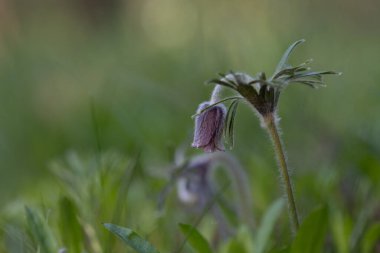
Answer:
xmin=192 ymin=102 xmax=226 ymax=152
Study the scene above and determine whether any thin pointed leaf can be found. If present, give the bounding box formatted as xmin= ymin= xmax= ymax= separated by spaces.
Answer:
xmin=273 ymin=69 xmax=294 ymax=80
xmin=293 ymin=67 xmax=309 ymax=73
xmin=292 ymin=79 xmax=323 ymax=84
xmin=103 ymin=223 xmax=160 ymax=253
xmin=273 ymin=65 xmax=310 ymax=80
xmin=361 ymin=222 xmax=380 ymax=253
xmin=224 ymin=100 xmax=235 ymax=138
xmin=291 ymin=80 xmax=326 ymax=88
xmin=330 ymin=211 xmax=352 ymax=253
xmin=258 ymin=72 xmax=267 ymax=80
xmin=228 ymin=71 xmax=246 ymax=85
xmin=206 ymin=79 xmax=236 ymax=89
xmin=274 ymin=39 xmax=305 ymax=74
xmin=226 ymin=100 xmax=239 ymax=148
xmin=191 ymin=96 xmax=243 ymax=118
xmin=291 ymin=206 xmax=328 ymax=253
xmin=248 ymin=79 xmax=264 ymax=85
xmin=218 ymin=72 xmax=239 ymax=88
xmin=255 ymin=199 xmax=285 ymax=253
xmin=223 ymin=78 xmax=240 ymax=88
xmin=25 ymin=207 xmax=57 ymax=253
xmin=292 ymin=81 xmax=318 ymax=88
xmin=178 ymin=223 xmax=213 ymax=253
xmin=268 ymin=79 xmax=287 ymax=89
xmin=273 ymin=60 xmax=315 ymax=80
xmin=58 ymin=197 xmax=82 ymax=253
xmin=297 ymin=58 xmax=313 ymax=67
xmin=290 ymin=71 xmax=340 ymax=80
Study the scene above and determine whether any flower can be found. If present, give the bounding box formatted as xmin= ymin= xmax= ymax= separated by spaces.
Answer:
xmin=176 ymin=160 xmax=210 ymax=207
xmin=192 ymin=101 xmax=226 ymax=152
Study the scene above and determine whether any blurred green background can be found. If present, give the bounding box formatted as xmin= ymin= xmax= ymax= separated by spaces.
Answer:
xmin=0 ymin=0 xmax=379 ymax=215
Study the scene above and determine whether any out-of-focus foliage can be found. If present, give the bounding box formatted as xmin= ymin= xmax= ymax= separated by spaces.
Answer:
xmin=104 ymin=223 xmax=160 ymax=253
xmin=1 ymin=150 xmax=380 ymax=252
xmin=0 ymin=0 xmax=380 ymax=252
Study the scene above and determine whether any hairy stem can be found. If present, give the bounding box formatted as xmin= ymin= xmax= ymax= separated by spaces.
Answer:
xmin=264 ymin=113 xmax=299 ymax=233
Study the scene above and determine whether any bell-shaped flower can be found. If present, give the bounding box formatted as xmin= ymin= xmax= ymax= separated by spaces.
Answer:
xmin=192 ymin=102 xmax=226 ymax=152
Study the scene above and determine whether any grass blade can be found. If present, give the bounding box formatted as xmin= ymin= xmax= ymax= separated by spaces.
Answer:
xmin=361 ymin=222 xmax=380 ymax=253
xmin=58 ymin=197 xmax=82 ymax=253
xmin=25 ymin=206 xmax=57 ymax=253
xmin=254 ymin=199 xmax=285 ymax=253
xmin=291 ymin=206 xmax=328 ymax=253
xmin=103 ymin=223 xmax=160 ymax=253
xmin=178 ymin=223 xmax=213 ymax=253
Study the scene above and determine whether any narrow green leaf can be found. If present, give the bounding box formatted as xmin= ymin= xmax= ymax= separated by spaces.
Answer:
xmin=274 ymin=39 xmax=305 ymax=74
xmin=206 ymin=79 xmax=236 ymax=89
xmin=224 ymin=99 xmax=239 ymax=149
xmin=331 ymin=211 xmax=352 ymax=253
xmin=361 ymin=222 xmax=380 ymax=253
xmin=224 ymin=100 xmax=234 ymax=139
xmin=291 ymin=206 xmax=328 ymax=253
xmin=58 ymin=197 xmax=82 ymax=253
xmin=25 ymin=206 xmax=57 ymax=253
xmin=103 ymin=223 xmax=160 ymax=253
xmin=291 ymin=80 xmax=321 ymax=88
xmin=290 ymin=71 xmax=339 ymax=81
xmin=291 ymin=79 xmax=323 ymax=84
xmin=248 ymin=79 xmax=265 ymax=86
xmin=105 ymin=154 xmax=140 ymax=252
xmin=273 ymin=68 xmax=297 ymax=80
xmin=228 ymin=100 xmax=239 ymax=148
xmin=178 ymin=223 xmax=213 ymax=253
xmin=255 ymin=199 xmax=285 ymax=253
xmin=257 ymin=72 xmax=267 ymax=81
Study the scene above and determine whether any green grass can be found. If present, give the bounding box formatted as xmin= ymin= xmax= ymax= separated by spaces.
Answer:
xmin=1 ymin=149 xmax=380 ymax=252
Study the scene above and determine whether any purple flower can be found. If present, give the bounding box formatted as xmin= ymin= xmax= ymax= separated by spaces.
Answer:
xmin=192 ymin=102 xmax=226 ymax=152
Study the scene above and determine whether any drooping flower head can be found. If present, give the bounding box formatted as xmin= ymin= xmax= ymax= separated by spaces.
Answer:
xmin=189 ymin=39 xmax=340 ymax=234
xmin=192 ymin=39 xmax=340 ymax=149
xmin=192 ymin=101 xmax=227 ymax=152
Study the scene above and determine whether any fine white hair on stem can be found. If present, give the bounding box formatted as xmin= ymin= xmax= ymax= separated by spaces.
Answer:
xmin=264 ymin=113 xmax=299 ymax=232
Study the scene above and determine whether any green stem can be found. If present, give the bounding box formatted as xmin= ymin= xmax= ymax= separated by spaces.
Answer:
xmin=264 ymin=113 xmax=299 ymax=233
